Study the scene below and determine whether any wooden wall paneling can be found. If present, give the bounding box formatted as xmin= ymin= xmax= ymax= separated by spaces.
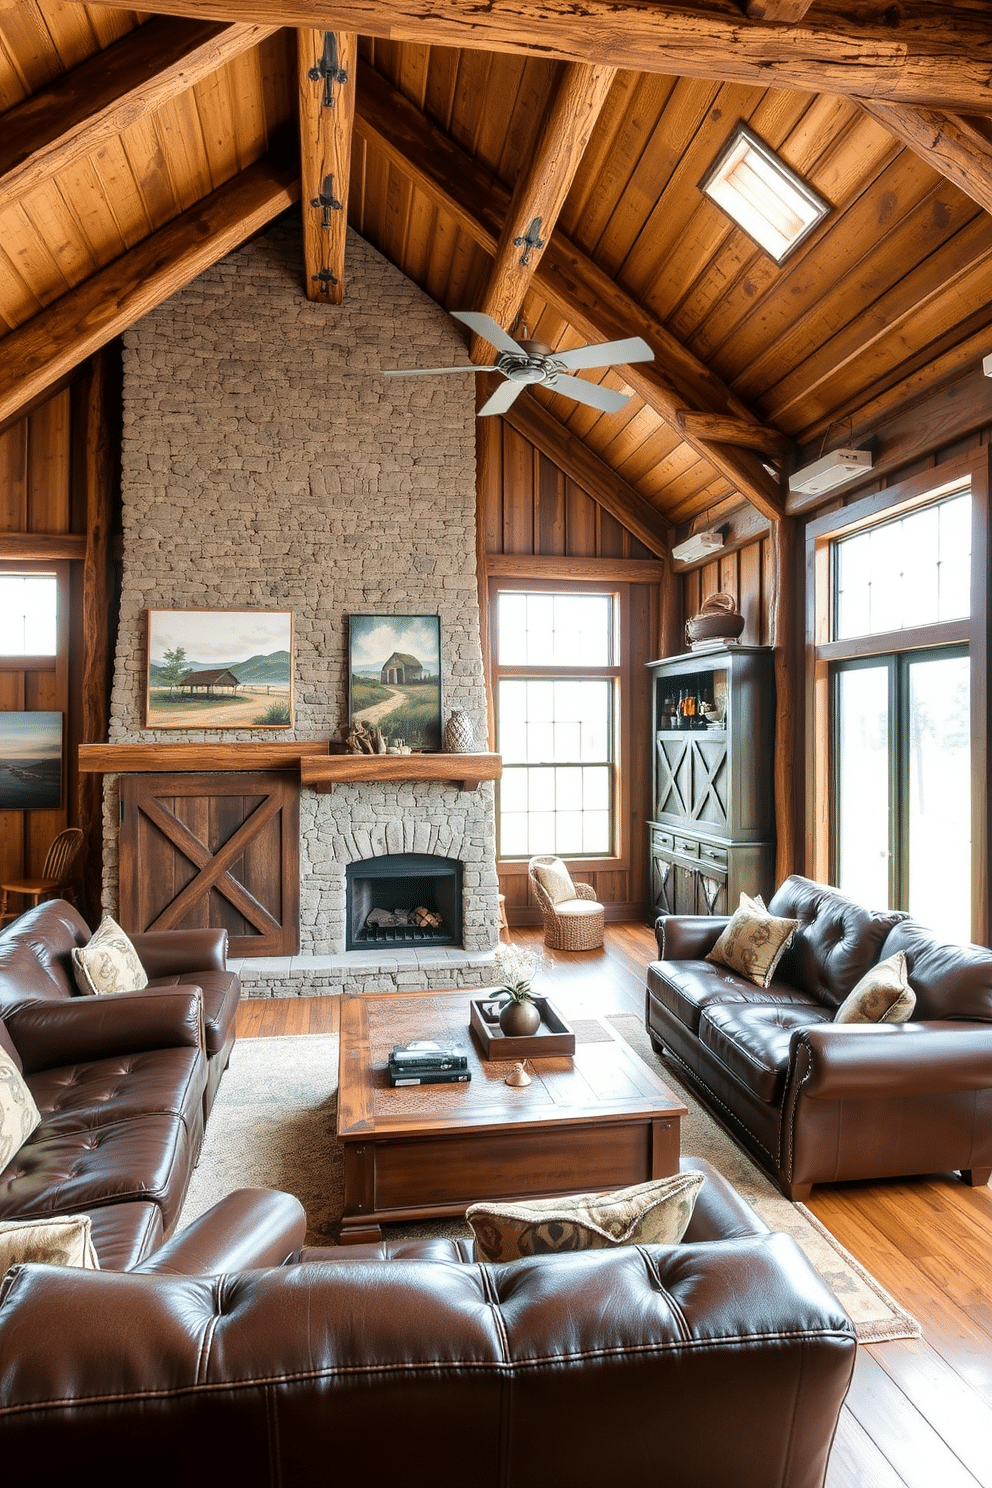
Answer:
xmin=27 ymin=388 xmax=71 ymax=531
xmin=536 ymin=449 xmax=565 ymax=555
xmin=0 ymin=418 xmax=28 ymax=528
xmin=501 ymin=423 xmax=536 ymax=554
xmin=564 ymin=476 xmax=597 ymax=556
xmin=476 ymin=415 xmax=500 ymax=750
xmin=737 ymin=539 xmax=765 ymax=648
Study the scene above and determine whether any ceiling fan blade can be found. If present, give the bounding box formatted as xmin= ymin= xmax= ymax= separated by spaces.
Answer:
xmin=548 ymin=374 xmax=632 ymax=414
xmin=450 ymin=310 xmax=526 ymax=357
xmin=478 ymin=378 xmax=526 ymax=417
xmin=382 ymin=364 xmax=497 ymax=377
xmin=553 ymin=335 xmax=654 ymax=371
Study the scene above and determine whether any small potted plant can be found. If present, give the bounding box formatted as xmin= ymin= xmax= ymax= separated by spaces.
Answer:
xmin=491 ymin=943 xmax=545 ymax=1036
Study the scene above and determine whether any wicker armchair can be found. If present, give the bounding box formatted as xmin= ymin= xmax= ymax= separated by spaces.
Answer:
xmin=528 ymin=855 xmax=605 ymax=951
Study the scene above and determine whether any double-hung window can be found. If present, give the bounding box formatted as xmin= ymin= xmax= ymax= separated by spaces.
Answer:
xmin=492 ymin=585 xmax=619 ymax=860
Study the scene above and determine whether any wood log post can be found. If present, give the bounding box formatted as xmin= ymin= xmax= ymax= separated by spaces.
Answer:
xmin=77 ymin=350 xmax=117 ymax=921
xmin=770 ymin=515 xmax=799 ymax=885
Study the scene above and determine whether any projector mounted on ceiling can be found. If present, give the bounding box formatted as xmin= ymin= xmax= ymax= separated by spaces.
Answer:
xmin=789 ymin=448 xmax=873 ymax=496
xmin=671 ymin=530 xmax=725 ymax=564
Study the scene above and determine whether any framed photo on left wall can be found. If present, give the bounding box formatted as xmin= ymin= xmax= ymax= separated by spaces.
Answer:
xmin=145 ymin=610 xmax=294 ymax=728
xmin=0 ymin=712 xmax=63 ymax=809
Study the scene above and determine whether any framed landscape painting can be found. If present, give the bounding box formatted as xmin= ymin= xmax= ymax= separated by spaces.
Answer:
xmin=145 ymin=610 xmax=294 ymax=728
xmin=348 ymin=614 xmax=442 ymax=751
xmin=0 ymin=712 xmax=63 ymax=810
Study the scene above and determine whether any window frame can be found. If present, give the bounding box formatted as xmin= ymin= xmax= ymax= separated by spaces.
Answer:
xmin=805 ymin=451 xmax=990 ymax=941
xmin=489 ymin=576 xmax=630 ymax=875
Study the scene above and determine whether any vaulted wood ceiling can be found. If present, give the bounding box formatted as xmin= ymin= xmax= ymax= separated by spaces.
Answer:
xmin=2 ymin=0 xmax=992 ymax=553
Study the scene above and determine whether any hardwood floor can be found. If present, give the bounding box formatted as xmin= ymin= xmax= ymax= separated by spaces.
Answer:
xmin=235 ymin=921 xmax=992 ymax=1488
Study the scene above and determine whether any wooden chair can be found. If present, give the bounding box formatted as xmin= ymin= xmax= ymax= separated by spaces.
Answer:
xmin=0 ymin=827 xmax=84 ymax=922
xmin=528 ymin=854 xmax=605 ymax=951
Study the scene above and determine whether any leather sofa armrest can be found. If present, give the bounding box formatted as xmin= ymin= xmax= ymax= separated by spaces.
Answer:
xmin=134 ymin=1190 xmax=307 ymax=1275
xmin=788 ymin=1020 xmax=992 ymax=1101
xmin=679 ymin=1156 xmax=770 ymax=1240
xmin=129 ymin=928 xmax=229 ymax=977
xmin=5 ymin=988 xmax=204 ymax=1073
xmin=655 ymin=914 xmax=729 ymax=960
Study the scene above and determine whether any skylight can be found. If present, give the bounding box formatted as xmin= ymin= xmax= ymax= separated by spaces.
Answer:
xmin=699 ymin=124 xmax=829 ymax=263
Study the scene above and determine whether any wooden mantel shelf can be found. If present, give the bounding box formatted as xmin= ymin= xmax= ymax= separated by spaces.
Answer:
xmin=78 ymin=742 xmax=329 ymax=772
xmin=301 ymin=753 xmax=502 ymax=793
xmin=78 ymin=742 xmax=501 ymax=792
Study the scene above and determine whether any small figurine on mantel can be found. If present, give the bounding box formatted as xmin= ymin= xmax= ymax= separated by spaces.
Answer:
xmin=343 ymin=721 xmax=387 ymax=754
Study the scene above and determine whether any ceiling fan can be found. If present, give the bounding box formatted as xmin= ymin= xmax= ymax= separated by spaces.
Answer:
xmin=382 ymin=310 xmax=654 ymax=417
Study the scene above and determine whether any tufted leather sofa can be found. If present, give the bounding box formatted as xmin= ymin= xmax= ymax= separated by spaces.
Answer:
xmin=0 ymin=1162 xmax=857 ymax=1488
xmin=0 ymin=898 xmax=241 ymax=1263
xmin=646 ymin=875 xmax=992 ymax=1200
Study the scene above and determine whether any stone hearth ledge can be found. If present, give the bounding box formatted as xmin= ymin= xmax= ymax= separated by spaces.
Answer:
xmin=229 ymin=946 xmax=501 ymax=999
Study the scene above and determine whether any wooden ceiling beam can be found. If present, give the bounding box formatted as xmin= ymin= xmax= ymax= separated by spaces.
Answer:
xmin=0 ymin=156 xmax=299 ymax=427
xmin=298 ymin=29 xmax=357 ymax=303
xmin=860 ymin=101 xmax=992 ymax=218
xmin=501 ymin=394 xmax=671 ymax=557
xmin=676 ymin=411 xmax=792 ymax=459
xmin=82 ymin=0 xmax=992 ymax=114
xmin=475 ymin=61 xmax=617 ymax=351
xmin=0 ymin=16 xmax=278 ymax=210
xmin=355 ymin=62 xmax=786 ymax=520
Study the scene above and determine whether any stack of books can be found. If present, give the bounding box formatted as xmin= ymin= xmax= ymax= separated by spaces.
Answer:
xmin=388 ymin=1040 xmax=471 ymax=1086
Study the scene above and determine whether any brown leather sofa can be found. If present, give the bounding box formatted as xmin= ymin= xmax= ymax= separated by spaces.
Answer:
xmin=0 ymin=898 xmax=241 ymax=1261
xmin=0 ymin=1161 xmax=857 ymax=1488
xmin=646 ymin=874 xmax=992 ymax=1200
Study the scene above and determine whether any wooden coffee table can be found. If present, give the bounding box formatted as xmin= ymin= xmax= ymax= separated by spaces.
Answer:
xmin=336 ymin=988 xmax=687 ymax=1243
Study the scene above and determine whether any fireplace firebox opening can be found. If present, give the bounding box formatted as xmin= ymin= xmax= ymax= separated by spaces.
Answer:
xmin=346 ymin=853 xmax=463 ymax=951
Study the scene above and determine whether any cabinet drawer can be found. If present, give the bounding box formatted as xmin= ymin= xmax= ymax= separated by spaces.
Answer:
xmin=673 ymin=835 xmax=699 ymax=858
xmin=698 ymin=843 xmax=728 ymax=871
xmin=650 ymin=827 xmax=674 ymax=852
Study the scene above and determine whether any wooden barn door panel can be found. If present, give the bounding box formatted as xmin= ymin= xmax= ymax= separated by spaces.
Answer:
xmin=119 ymin=772 xmax=299 ymax=956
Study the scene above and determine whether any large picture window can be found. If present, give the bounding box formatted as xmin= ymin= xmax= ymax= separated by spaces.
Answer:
xmin=493 ymin=588 xmax=618 ymax=860
xmin=808 ymin=464 xmax=985 ymax=943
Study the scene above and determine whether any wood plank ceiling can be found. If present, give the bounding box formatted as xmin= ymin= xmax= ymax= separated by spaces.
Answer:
xmin=2 ymin=0 xmax=992 ymax=547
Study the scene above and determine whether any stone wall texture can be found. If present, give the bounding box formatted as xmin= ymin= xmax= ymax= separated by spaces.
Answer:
xmin=108 ymin=220 xmax=499 ymax=988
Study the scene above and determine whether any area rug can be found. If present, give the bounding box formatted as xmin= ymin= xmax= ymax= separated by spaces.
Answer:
xmin=179 ymin=1029 xmax=920 ymax=1344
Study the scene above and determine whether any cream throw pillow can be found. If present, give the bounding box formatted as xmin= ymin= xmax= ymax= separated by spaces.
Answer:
xmin=0 ymin=1214 xmax=100 ymax=1273
xmin=534 ymin=857 xmax=577 ymax=906
xmin=834 ymin=951 xmax=916 ymax=1024
xmin=705 ymin=891 xmax=799 ymax=989
xmin=0 ymin=1047 xmax=41 ymax=1170
xmin=466 ymin=1171 xmax=704 ymax=1262
xmin=71 ymin=915 xmax=148 ymax=996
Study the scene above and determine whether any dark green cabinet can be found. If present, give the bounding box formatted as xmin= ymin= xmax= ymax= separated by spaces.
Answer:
xmin=647 ymin=645 xmax=775 ymax=921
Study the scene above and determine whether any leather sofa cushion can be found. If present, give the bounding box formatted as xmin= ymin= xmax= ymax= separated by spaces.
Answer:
xmin=147 ymin=970 xmax=239 ymax=1058
xmin=879 ymin=921 xmax=992 ymax=1022
xmin=647 ymin=960 xmax=820 ymax=1035
xmin=768 ymin=874 xmax=907 ymax=1009
xmin=0 ymin=902 xmax=91 ymax=1005
xmin=0 ymin=1111 xmax=196 ymax=1228
xmin=84 ymin=1201 xmax=165 ymax=1271
xmin=26 ymin=1048 xmax=205 ymax=1136
xmin=700 ymin=1003 xmax=831 ymax=1104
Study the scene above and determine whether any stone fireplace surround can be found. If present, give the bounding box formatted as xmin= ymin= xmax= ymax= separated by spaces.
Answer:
xmin=105 ymin=220 xmax=501 ymax=997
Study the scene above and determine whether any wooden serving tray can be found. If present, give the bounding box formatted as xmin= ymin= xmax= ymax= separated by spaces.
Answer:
xmin=469 ymin=996 xmax=576 ymax=1060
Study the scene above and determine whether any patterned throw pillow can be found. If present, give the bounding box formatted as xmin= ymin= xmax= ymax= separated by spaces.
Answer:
xmin=0 ymin=1214 xmax=100 ymax=1274
xmin=0 ymin=1046 xmax=41 ymax=1171
xmin=71 ymin=915 xmax=149 ymax=996
xmin=705 ymin=892 xmax=799 ymax=989
xmin=834 ymin=951 xmax=916 ymax=1024
xmin=466 ymin=1171 xmax=705 ymax=1262
xmin=534 ymin=857 xmax=578 ymax=906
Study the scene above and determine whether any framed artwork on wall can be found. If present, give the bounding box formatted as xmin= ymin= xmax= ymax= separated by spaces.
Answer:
xmin=0 ymin=712 xmax=63 ymax=809
xmin=348 ymin=614 xmax=442 ymax=752
xmin=145 ymin=610 xmax=294 ymax=729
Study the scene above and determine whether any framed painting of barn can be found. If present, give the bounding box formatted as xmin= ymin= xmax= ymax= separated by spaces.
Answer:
xmin=348 ymin=614 xmax=442 ymax=752
xmin=145 ymin=610 xmax=294 ymax=728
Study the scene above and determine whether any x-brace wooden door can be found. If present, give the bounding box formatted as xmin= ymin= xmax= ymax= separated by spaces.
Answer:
xmin=119 ymin=772 xmax=300 ymax=956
